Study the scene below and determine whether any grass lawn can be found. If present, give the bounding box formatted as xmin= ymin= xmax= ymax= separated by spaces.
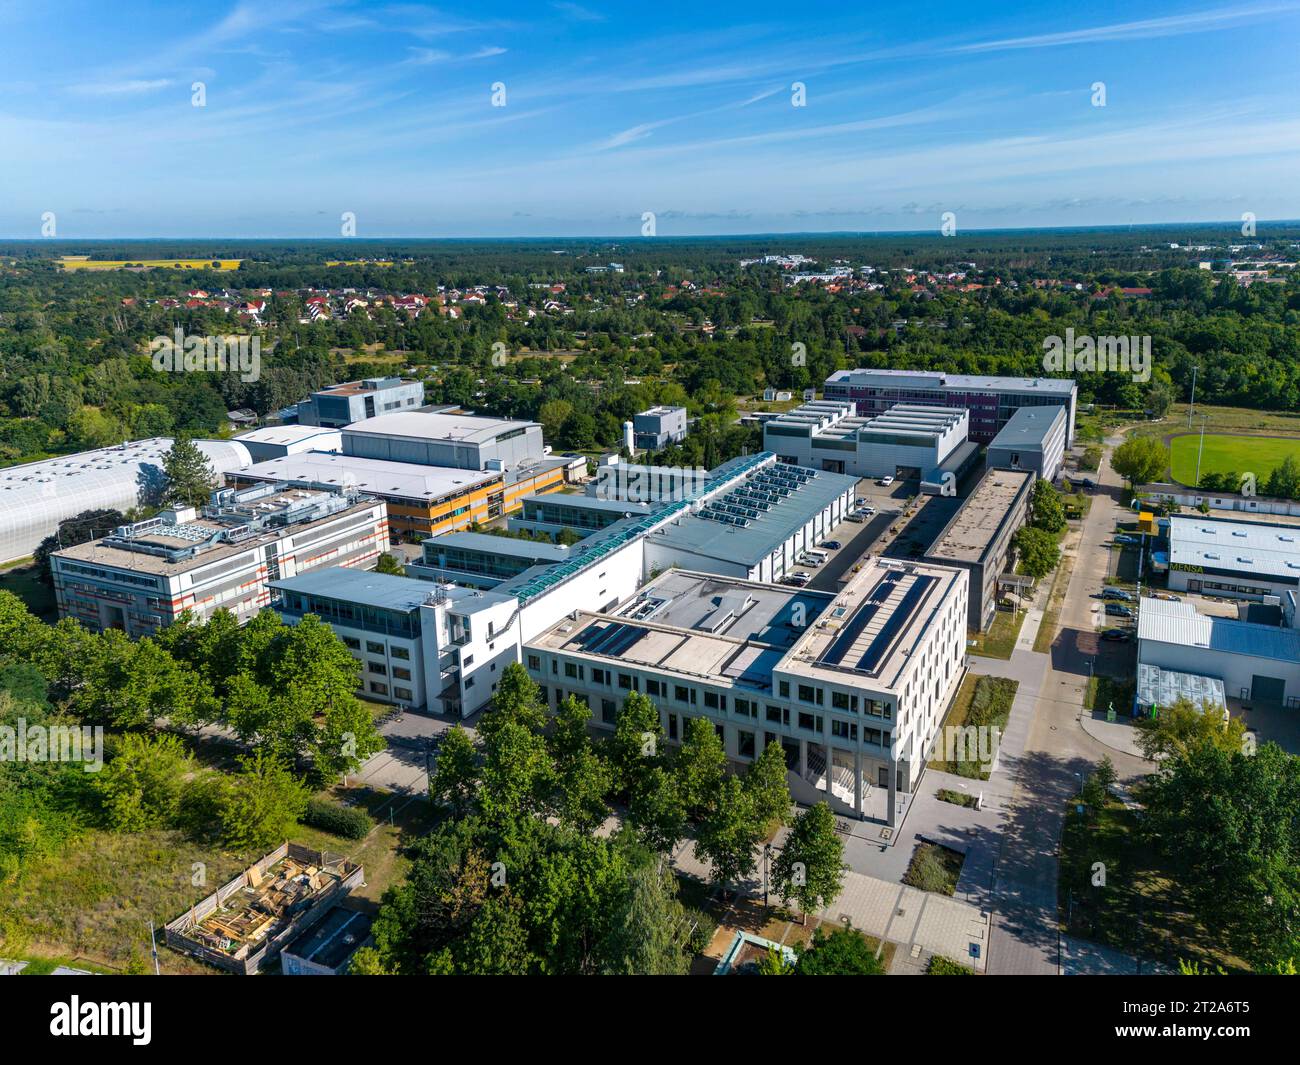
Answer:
xmin=1057 ymin=799 xmax=1248 ymax=972
xmin=928 ymin=673 xmax=1018 ymax=779
xmin=1169 ymin=432 xmax=1300 ymax=486
xmin=966 ymin=607 xmax=1025 ymax=659
xmin=1085 ymin=675 xmax=1136 ymax=717
xmin=0 ymin=790 xmax=433 ymax=973
xmin=1034 ymin=537 xmax=1079 ymax=653
xmin=0 ymin=560 xmax=57 ymax=622
xmin=903 ymin=841 xmax=965 ymax=896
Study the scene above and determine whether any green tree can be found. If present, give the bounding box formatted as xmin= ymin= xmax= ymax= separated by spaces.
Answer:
xmin=774 ymin=802 xmax=846 ymax=924
xmin=674 ymin=716 xmax=726 ymax=820
xmin=1013 ymin=525 xmax=1060 ymax=579
xmin=627 ymin=764 xmax=687 ymax=853
xmin=429 ymin=725 xmax=478 ymax=817
xmin=795 ymin=924 xmax=886 ymax=975
xmin=1029 ymin=478 xmax=1066 ymax=532
xmin=1112 ymin=435 xmax=1170 ymax=488
xmin=595 ymin=848 xmax=691 ymax=975
xmin=606 ymin=689 xmax=663 ymax=796
xmin=1134 ymin=697 xmax=1246 ymax=761
xmin=161 ymin=434 xmax=217 ymax=509
xmin=218 ymin=750 xmax=310 ymax=851
xmin=374 ymin=552 xmax=406 ymax=576
xmin=94 ymin=733 xmax=193 ymax=831
xmin=696 ymin=776 xmax=764 ymax=893
xmin=745 ymin=741 xmax=791 ymax=830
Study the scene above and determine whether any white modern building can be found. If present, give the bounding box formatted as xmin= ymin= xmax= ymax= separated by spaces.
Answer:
xmin=0 ymin=437 xmax=252 ymax=566
xmin=235 ymin=424 xmax=342 ymax=462
xmin=52 ymin=483 xmax=388 ymax=637
xmin=340 ymin=411 xmax=546 ymax=472
xmin=984 ymin=405 xmax=1067 ymax=484
xmin=1137 ymin=597 xmax=1300 ymax=709
xmin=763 ymin=402 xmax=977 ymax=488
xmin=526 ymin=560 xmax=969 ymax=825
xmin=1166 ymin=514 xmax=1300 ymax=600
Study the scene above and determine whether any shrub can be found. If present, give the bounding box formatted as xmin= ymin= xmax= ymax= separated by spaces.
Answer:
xmin=927 ymin=954 xmax=973 ymax=974
xmin=303 ymin=797 xmax=373 ymax=840
xmin=684 ymin=907 xmax=717 ymax=955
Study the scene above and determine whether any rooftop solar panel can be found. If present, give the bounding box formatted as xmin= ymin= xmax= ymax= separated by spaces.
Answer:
xmin=854 ymin=576 xmax=935 ymax=673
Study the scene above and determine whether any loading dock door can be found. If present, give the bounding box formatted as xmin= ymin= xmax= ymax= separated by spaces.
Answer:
xmin=1251 ymin=675 xmax=1286 ymax=705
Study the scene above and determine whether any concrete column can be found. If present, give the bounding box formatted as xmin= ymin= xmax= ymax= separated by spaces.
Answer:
xmin=854 ymin=749 xmax=863 ymax=819
xmin=823 ymin=743 xmax=833 ymax=800
xmin=887 ymin=745 xmax=898 ymax=827
xmin=799 ymin=738 xmax=807 ymax=777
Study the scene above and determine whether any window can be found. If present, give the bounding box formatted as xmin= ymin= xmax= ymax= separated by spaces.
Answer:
xmin=798 ymin=684 xmax=823 ymax=705
xmin=646 ymin=678 xmax=663 ymax=697
xmin=394 ymin=687 xmax=413 ymax=701
xmin=618 ymin=673 xmax=633 ymax=690
xmin=738 ymin=731 xmax=755 ymax=758
xmin=393 ymin=667 xmax=411 ymax=681
xmin=564 ymin=662 xmax=580 ymax=679
xmin=668 ymin=713 xmax=678 ymax=740
xmin=391 ymin=646 xmax=410 ymax=660
xmin=766 ymin=705 xmax=787 ymax=725
xmin=527 ymin=654 xmax=541 ymax=671
xmin=592 ymin=667 xmax=609 ymax=686
xmin=778 ymin=681 xmax=790 ymax=698
xmin=368 ymin=661 xmax=387 ymax=675
xmin=704 ymin=691 xmax=719 ymax=709
xmin=674 ymin=685 xmax=696 ymax=705
xmin=369 ymin=681 xmax=388 ymax=696
xmin=366 ymin=641 xmax=384 ymax=655
xmin=601 ymin=698 xmax=617 ymax=724
xmin=342 ymin=636 xmax=360 ymax=650
xmin=798 ymin=711 xmax=817 ymax=732
xmin=832 ymin=720 xmax=857 ymax=740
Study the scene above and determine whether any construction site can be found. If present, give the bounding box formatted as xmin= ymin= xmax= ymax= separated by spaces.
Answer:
xmin=165 ymin=842 xmax=365 ymax=975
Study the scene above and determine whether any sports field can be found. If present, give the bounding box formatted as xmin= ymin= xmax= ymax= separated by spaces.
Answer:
xmin=1169 ymin=432 xmax=1300 ymax=485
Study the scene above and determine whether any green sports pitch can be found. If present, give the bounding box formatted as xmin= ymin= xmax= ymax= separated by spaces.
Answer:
xmin=1169 ymin=432 xmax=1300 ymax=485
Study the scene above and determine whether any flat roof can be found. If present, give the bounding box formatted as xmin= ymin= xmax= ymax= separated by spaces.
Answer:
xmin=926 ymin=468 xmax=1034 ymax=565
xmin=272 ymin=568 xmax=436 ymax=613
xmin=529 ymin=570 xmax=832 ymax=692
xmin=341 ymin=411 xmax=539 ymax=445
xmin=423 ymin=531 xmax=573 ymax=562
xmin=236 ymin=425 xmax=342 ymax=446
xmin=315 ymin=377 xmax=412 ymax=397
xmin=283 ymin=906 xmax=371 ymax=970
xmin=988 ymin=405 xmax=1066 ymax=450
xmin=1169 ymin=514 xmax=1300 ymax=582
xmin=827 ymin=368 xmax=1076 ymax=396
xmin=528 ymin=493 xmax=656 ymax=515
xmin=1138 ymin=597 xmax=1300 ymax=662
xmin=784 ymin=557 xmax=963 ymax=686
xmin=55 ymin=490 xmax=376 ymax=576
xmin=646 ymin=462 xmax=858 ymax=567
xmin=238 ymin=452 xmax=499 ymax=501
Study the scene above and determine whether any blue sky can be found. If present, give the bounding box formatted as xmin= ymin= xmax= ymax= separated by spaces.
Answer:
xmin=2 ymin=0 xmax=1299 ymax=237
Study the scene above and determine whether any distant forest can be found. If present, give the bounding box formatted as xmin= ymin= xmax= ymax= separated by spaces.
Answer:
xmin=2 ymin=225 xmax=1299 ymax=470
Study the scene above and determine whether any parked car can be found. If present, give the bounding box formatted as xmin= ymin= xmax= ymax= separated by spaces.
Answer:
xmin=878 ymin=475 xmax=895 ymax=486
xmin=854 ymin=497 xmax=868 ymax=508
xmin=1101 ymin=588 xmax=1133 ymax=601
xmin=821 ymin=540 xmax=842 ymax=550
xmin=1080 ymin=478 xmax=1096 ymax=489
xmin=1100 ymin=628 xmax=1131 ymax=641
xmin=1152 ymin=592 xmax=1181 ymax=602
xmin=858 ymin=505 xmax=875 ymax=515
xmin=845 ymin=513 xmax=864 ymax=523
xmin=780 ymin=574 xmax=809 ymax=586
xmin=1104 ymin=603 xmax=1134 ymax=618
xmin=797 ymin=555 xmax=823 ymax=568
xmin=1114 ymin=534 xmax=1140 ymax=545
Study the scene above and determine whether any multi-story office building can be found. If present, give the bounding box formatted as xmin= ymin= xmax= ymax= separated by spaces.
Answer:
xmin=407 ymin=531 xmax=576 ymax=589
xmin=632 ymin=405 xmax=688 ymax=451
xmin=52 ymin=484 xmax=387 ymax=637
xmin=228 ymin=452 xmax=505 ymax=541
xmin=340 ymin=411 xmax=545 ymax=472
xmin=297 ymin=377 xmax=424 ymax=428
xmin=271 ymin=568 xmax=520 ymax=717
xmin=525 ymin=561 xmax=968 ymax=825
xmin=763 ymin=401 xmax=977 ymax=488
xmin=508 ymin=493 xmax=656 ymax=540
xmin=824 ymin=368 xmax=1077 ymax=446
xmin=923 ymin=468 xmax=1034 ymax=631
xmin=984 ymin=405 xmax=1067 ymax=484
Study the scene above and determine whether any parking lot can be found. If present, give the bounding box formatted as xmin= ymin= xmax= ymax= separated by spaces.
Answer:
xmin=782 ymin=477 xmax=904 ymax=591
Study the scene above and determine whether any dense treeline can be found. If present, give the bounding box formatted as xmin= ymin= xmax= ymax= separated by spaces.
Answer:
xmin=2 ymin=231 xmax=1299 ymax=468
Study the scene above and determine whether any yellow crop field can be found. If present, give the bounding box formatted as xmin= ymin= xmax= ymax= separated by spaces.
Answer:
xmin=57 ymin=257 xmax=243 ymax=271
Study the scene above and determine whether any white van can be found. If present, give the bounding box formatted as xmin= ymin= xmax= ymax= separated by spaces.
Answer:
xmin=801 ymin=548 xmax=829 ymax=565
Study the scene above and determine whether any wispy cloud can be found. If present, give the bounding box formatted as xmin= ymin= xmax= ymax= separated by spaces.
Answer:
xmin=948 ymin=2 xmax=1300 ymax=53
xmin=69 ymin=78 xmax=173 ymax=96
